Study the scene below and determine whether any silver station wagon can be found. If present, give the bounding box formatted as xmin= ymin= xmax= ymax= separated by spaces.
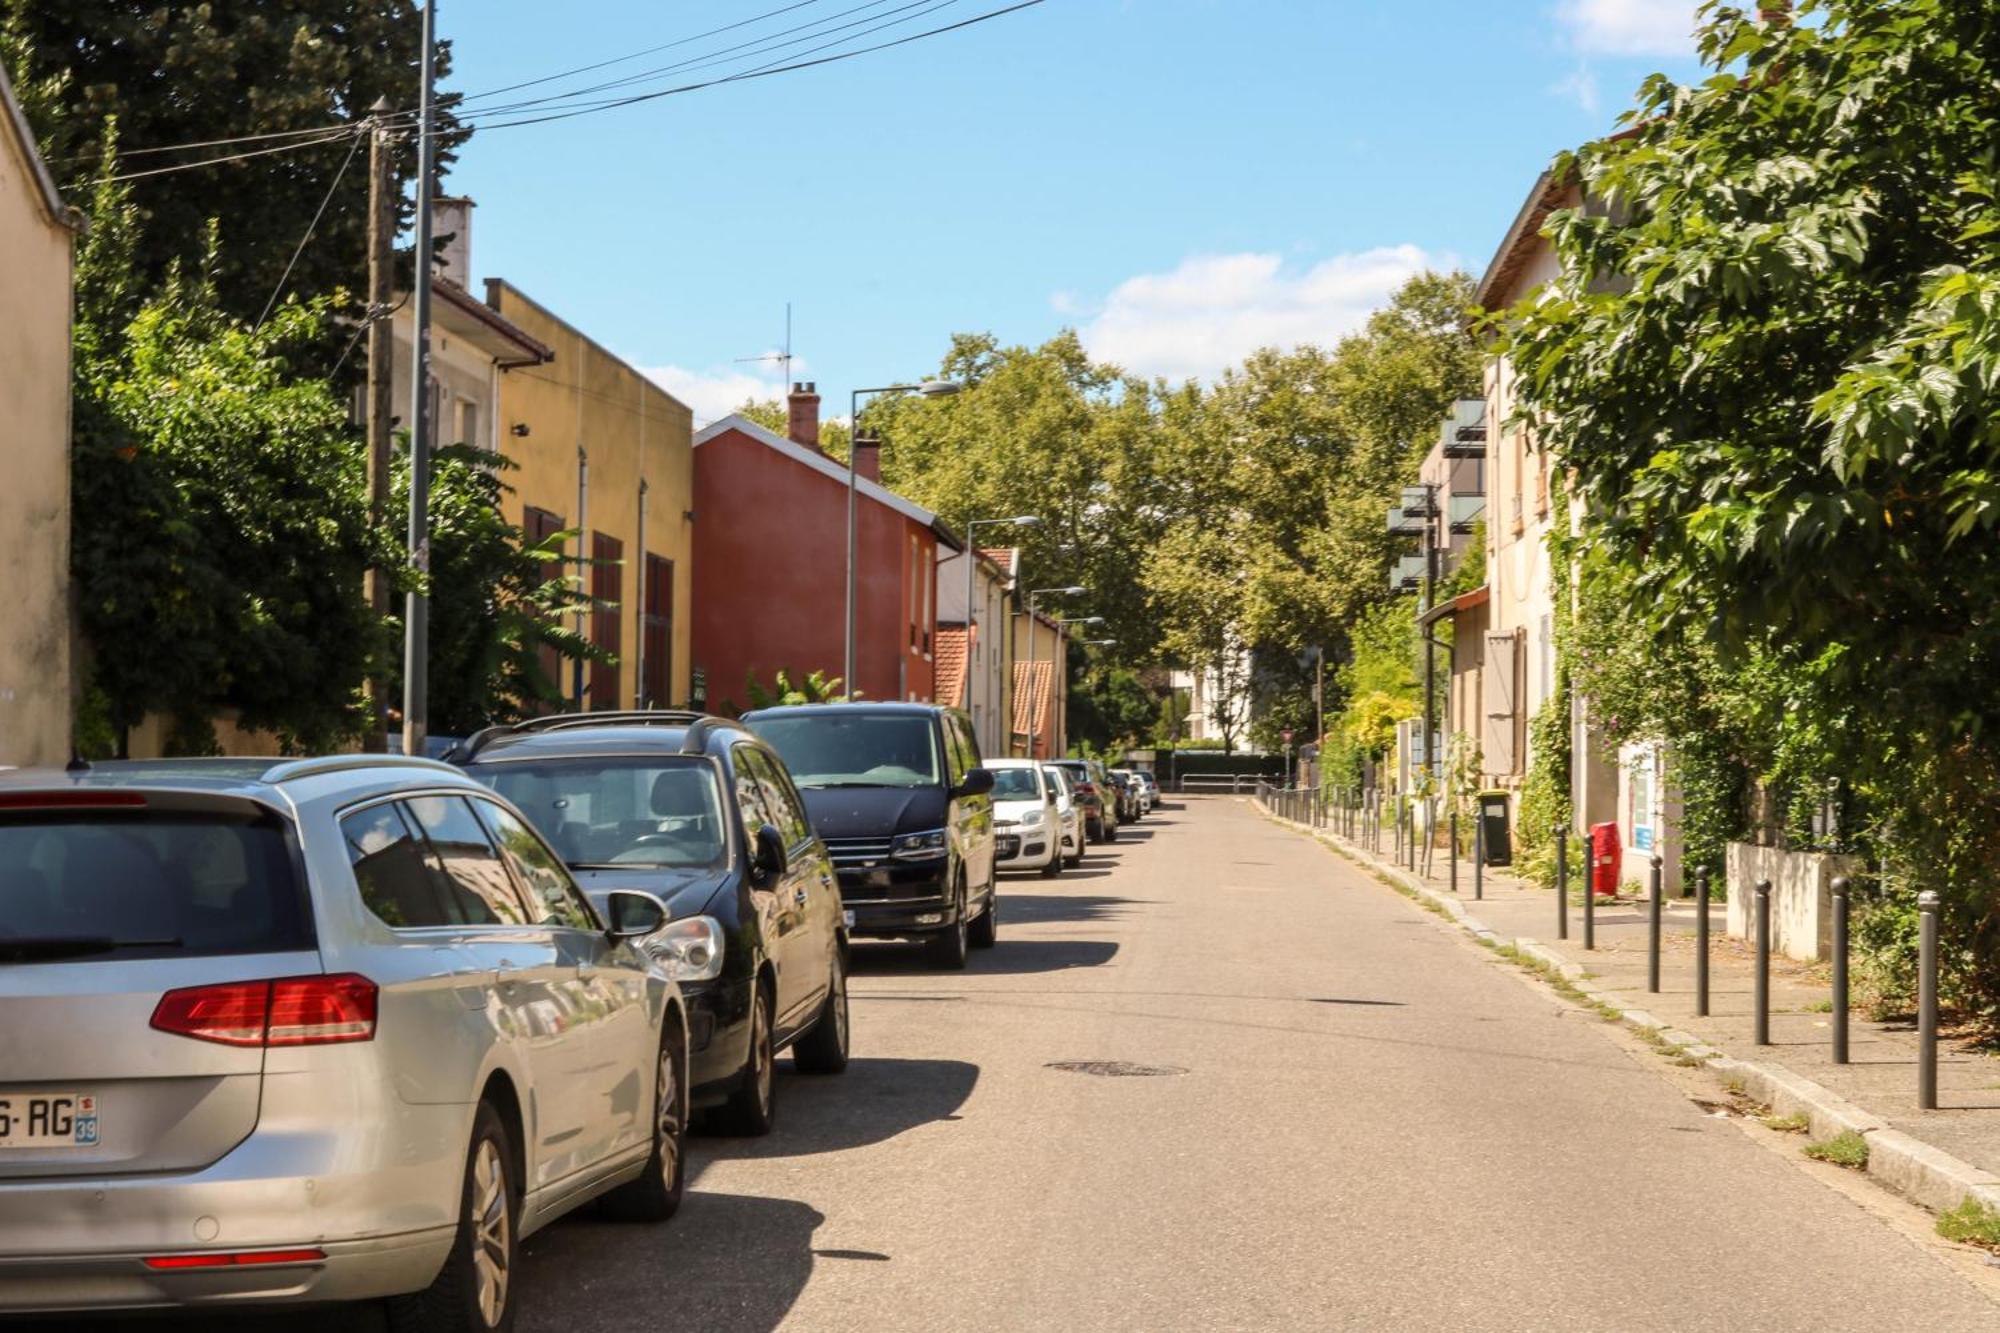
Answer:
xmin=0 ymin=756 xmax=689 ymax=1332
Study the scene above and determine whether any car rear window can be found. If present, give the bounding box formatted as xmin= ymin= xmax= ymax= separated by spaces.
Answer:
xmin=0 ymin=810 xmax=310 ymax=961
xmin=989 ymin=768 xmax=1042 ymax=800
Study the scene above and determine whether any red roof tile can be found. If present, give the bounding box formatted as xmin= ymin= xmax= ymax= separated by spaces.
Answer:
xmin=935 ymin=625 xmax=969 ymax=708
xmin=1011 ymin=659 xmax=1054 ymax=741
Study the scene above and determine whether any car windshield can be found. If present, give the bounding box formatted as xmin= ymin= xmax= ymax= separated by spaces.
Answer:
xmin=989 ymin=768 xmax=1042 ymax=800
xmin=749 ymin=714 xmax=941 ymax=789
xmin=0 ymin=809 xmax=308 ymax=961
xmin=476 ymin=759 xmax=729 ymax=870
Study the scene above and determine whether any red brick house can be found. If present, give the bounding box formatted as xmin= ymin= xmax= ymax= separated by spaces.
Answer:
xmin=691 ymin=384 xmax=964 ymax=714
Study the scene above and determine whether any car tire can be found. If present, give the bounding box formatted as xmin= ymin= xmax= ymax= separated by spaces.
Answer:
xmin=598 ymin=1025 xmax=687 ymax=1222
xmin=1067 ymin=840 xmax=1084 ymax=869
xmin=792 ymin=952 xmax=850 ymax=1075
xmin=970 ymin=888 xmax=999 ymax=948
xmin=714 ymin=983 xmax=776 ymax=1136
xmin=1041 ymin=851 xmax=1062 ymax=878
xmin=1104 ymin=821 xmax=1120 ymax=843
xmin=930 ymin=882 xmax=971 ymax=969
xmin=385 ymin=1103 xmax=518 ymax=1333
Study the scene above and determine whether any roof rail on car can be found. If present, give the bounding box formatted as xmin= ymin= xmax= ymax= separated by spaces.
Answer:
xmin=445 ymin=710 xmax=722 ymax=765
xmin=261 ymin=755 xmax=463 ymax=784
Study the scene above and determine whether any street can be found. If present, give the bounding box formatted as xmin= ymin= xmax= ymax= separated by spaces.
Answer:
xmin=517 ymin=795 xmax=1999 ymax=1331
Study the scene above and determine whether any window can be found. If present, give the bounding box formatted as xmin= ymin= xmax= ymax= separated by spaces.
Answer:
xmin=943 ymin=716 xmax=973 ymax=787
xmin=642 ymin=554 xmax=673 ymax=708
xmin=472 ymin=800 xmax=597 ymax=930
xmin=591 ymin=531 xmax=624 ymax=709
xmin=748 ymin=713 xmax=941 ymax=789
xmin=475 ymin=758 xmax=727 ymax=870
xmin=909 ymin=535 xmax=921 ymax=651
xmin=456 ymin=399 xmax=480 ymax=451
xmin=731 ymin=743 xmax=779 ymax=845
xmin=343 ymin=802 xmax=455 ymax=929
xmin=739 ymin=746 xmax=814 ymax=850
xmin=404 ymin=795 xmax=527 ymax=926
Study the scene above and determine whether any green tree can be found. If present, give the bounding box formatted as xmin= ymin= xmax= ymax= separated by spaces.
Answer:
xmin=1498 ymin=0 xmax=2000 ymax=1017
xmin=2 ymin=1 xmax=460 ymax=328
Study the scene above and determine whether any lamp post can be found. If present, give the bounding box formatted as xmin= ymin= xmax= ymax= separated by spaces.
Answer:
xmin=401 ymin=0 xmax=438 ymax=758
xmin=962 ymin=515 xmax=1040 ymax=711
xmin=1025 ymin=586 xmax=1086 ymax=758
xmin=845 ymin=379 xmax=962 ymax=694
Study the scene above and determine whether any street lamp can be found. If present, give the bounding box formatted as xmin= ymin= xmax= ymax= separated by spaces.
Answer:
xmin=845 ymin=379 xmax=963 ymax=693
xmin=1024 ymin=586 xmax=1086 ymax=758
xmin=961 ymin=515 xmax=1040 ymax=706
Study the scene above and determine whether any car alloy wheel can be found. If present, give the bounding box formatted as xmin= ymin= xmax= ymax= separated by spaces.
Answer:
xmin=750 ymin=992 xmax=773 ymax=1114
xmin=470 ymin=1138 xmax=511 ymax=1327
xmin=654 ymin=1044 xmax=683 ymax=1194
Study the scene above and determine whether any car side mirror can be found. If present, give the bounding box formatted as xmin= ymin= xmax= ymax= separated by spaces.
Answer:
xmin=955 ymin=768 xmax=995 ymax=799
xmin=752 ymin=823 xmax=789 ymax=883
xmin=604 ymin=889 xmax=669 ymax=940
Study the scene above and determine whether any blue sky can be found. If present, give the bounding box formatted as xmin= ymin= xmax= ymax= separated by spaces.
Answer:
xmin=441 ymin=0 xmax=1707 ymax=422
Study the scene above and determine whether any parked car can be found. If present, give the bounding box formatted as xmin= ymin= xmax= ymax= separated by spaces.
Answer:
xmin=0 ymin=756 xmax=688 ymax=1332
xmin=1134 ymin=770 xmax=1161 ymax=811
xmin=1108 ymin=769 xmax=1143 ymax=822
xmin=1048 ymin=758 xmax=1118 ymax=843
xmin=744 ymin=703 xmax=996 ymax=968
xmin=1040 ymin=763 xmax=1087 ymax=868
xmin=452 ymin=711 xmax=849 ymax=1138
xmin=983 ymin=758 xmax=1064 ymax=877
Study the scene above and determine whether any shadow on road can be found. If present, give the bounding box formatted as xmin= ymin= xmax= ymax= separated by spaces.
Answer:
xmin=708 ymin=1056 xmax=979 ymax=1160
xmin=516 ymin=1190 xmax=824 ymax=1333
xmin=999 ymin=893 xmax=1157 ymax=926
xmin=853 ymin=938 xmax=1119 ymax=976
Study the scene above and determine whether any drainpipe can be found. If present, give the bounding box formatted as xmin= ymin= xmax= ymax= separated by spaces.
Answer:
xmin=574 ymin=444 xmax=588 ymax=710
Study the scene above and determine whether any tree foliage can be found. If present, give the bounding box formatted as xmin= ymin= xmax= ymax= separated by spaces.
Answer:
xmin=1498 ymin=0 xmax=2000 ymax=1018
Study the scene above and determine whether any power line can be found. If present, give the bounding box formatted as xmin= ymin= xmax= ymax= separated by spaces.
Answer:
xmin=254 ymin=127 xmax=367 ymax=329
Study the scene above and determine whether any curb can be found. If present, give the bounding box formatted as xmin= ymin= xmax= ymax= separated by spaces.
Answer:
xmin=1261 ymin=804 xmax=2000 ymax=1225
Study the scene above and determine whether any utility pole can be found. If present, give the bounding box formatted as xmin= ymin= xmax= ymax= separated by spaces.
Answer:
xmin=401 ymin=0 xmax=438 ymax=758
xmin=1421 ymin=481 xmax=1438 ymax=791
xmin=363 ymin=96 xmax=395 ymax=753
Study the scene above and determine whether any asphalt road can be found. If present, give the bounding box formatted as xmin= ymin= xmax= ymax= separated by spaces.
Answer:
xmin=29 ymin=795 xmax=2000 ymax=1330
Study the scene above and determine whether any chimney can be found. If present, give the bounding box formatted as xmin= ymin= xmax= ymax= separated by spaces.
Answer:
xmin=431 ymin=196 xmax=473 ymax=288
xmin=786 ymin=381 xmax=821 ymax=451
xmin=853 ymin=432 xmax=882 ymax=484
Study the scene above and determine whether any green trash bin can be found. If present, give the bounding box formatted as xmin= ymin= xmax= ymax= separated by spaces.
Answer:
xmin=1477 ymin=791 xmax=1512 ymax=866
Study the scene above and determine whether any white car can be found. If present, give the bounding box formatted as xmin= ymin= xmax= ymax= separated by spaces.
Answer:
xmin=1039 ymin=763 xmax=1087 ymax=869
xmin=984 ymin=759 xmax=1064 ymax=877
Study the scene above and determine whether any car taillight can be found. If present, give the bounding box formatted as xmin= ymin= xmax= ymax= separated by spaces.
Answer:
xmin=151 ymin=974 xmax=377 ymax=1047
xmin=1076 ymin=782 xmax=1096 ymax=795
xmin=144 ymin=1248 xmax=326 ymax=1270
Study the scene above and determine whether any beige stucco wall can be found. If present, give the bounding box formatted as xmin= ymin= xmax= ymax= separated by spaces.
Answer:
xmin=487 ymin=282 xmax=695 ymax=710
xmin=0 ymin=108 xmax=74 ymax=769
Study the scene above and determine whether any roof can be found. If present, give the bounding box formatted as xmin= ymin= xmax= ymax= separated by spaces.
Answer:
xmin=484 ymin=278 xmax=694 ymax=419
xmin=1418 ymin=583 xmax=1492 ymax=627
xmin=1474 ymin=170 xmax=1567 ymax=312
xmin=694 ymin=414 xmax=966 ymax=552
xmin=0 ymin=755 xmax=465 ymax=798
xmin=1011 ymin=659 xmax=1055 ymax=741
xmin=434 ymin=279 xmax=552 ymax=368
xmin=935 ymin=624 xmax=969 ymax=708
xmin=977 ymin=547 xmax=1020 ymax=578
xmin=0 ymin=63 xmax=77 ymax=231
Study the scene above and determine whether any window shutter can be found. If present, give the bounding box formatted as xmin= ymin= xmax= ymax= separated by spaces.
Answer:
xmin=1485 ymin=630 xmax=1520 ymax=775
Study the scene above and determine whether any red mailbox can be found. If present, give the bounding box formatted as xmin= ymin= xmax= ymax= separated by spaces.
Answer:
xmin=1589 ymin=821 xmax=1621 ymax=897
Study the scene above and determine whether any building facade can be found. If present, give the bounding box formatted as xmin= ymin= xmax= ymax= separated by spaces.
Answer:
xmin=1010 ymin=609 xmax=1070 ymax=759
xmin=486 ymin=280 xmax=696 ymax=714
xmin=937 ymin=546 xmax=1017 ymax=755
xmin=0 ymin=68 xmax=77 ymax=767
xmin=690 ymin=386 xmax=963 ymax=715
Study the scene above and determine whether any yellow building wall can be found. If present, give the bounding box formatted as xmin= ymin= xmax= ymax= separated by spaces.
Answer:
xmin=486 ymin=282 xmax=695 ymax=709
xmin=0 ymin=106 xmax=74 ymax=768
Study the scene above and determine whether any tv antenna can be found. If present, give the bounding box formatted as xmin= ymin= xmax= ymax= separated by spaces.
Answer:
xmin=735 ymin=303 xmax=795 ymax=398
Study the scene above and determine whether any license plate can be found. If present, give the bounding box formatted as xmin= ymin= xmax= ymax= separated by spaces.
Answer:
xmin=842 ymin=910 xmax=856 ymax=929
xmin=0 ymin=1092 xmax=99 ymax=1149
xmin=998 ymin=837 xmax=1021 ymax=857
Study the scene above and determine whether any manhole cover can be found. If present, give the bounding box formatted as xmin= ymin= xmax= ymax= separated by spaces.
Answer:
xmin=1045 ymin=1060 xmax=1189 ymax=1078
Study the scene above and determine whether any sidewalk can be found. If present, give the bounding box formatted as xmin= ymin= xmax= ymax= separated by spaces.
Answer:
xmin=1272 ymin=799 xmax=2000 ymax=1217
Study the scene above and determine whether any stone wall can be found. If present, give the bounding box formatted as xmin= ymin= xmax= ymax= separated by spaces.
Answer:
xmin=1725 ymin=842 xmax=1864 ymax=962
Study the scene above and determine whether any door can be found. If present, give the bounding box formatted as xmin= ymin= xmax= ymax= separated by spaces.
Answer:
xmin=943 ymin=716 xmax=993 ymax=903
xmin=473 ymin=796 xmax=650 ymax=1171
xmin=743 ymin=745 xmax=832 ymax=1034
xmin=728 ymin=743 xmax=790 ymax=1020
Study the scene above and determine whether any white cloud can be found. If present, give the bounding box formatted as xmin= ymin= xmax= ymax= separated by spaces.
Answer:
xmin=642 ymin=363 xmax=792 ymax=427
xmin=1556 ymin=0 xmax=1699 ymax=56
xmin=1550 ymin=65 xmax=1602 ymax=114
xmin=1069 ymin=245 xmax=1443 ymax=384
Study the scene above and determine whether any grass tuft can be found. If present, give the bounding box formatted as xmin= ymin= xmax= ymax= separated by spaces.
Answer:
xmin=1803 ymin=1131 xmax=1870 ymax=1169
xmin=1759 ymin=1111 xmax=1811 ymax=1133
xmin=1937 ymin=1198 xmax=2000 ymax=1250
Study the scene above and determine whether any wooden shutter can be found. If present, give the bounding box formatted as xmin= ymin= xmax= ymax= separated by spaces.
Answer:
xmin=590 ymin=532 xmax=623 ymax=709
xmin=523 ymin=507 xmax=565 ymax=711
xmin=1484 ymin=630 xmax=1520 ymax=775
xmin=642 ymin=554 xmax=672 ymax=708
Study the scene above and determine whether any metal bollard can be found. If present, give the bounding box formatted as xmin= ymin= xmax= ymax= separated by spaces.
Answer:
xmin=1473 ymin=816 xmax=1484 ymax=901
xmin=1918 ymin=890 xmax=1939 ymax=1110
xmin=1695 ymin=865 xmax=1711 ymax=1018
xmin=1555 ymin=823 xmax=1569 ymax=941
xmin=1830 ymin=876 xmax=1849 ymax=1064
xmin=1754 ymin=879 xmax=1772 ymax=1045
xmin=1449 ymin=810 xmax=1459 ymax=894
xmin=1648 ymin=854 xmax=1663 ymax=993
